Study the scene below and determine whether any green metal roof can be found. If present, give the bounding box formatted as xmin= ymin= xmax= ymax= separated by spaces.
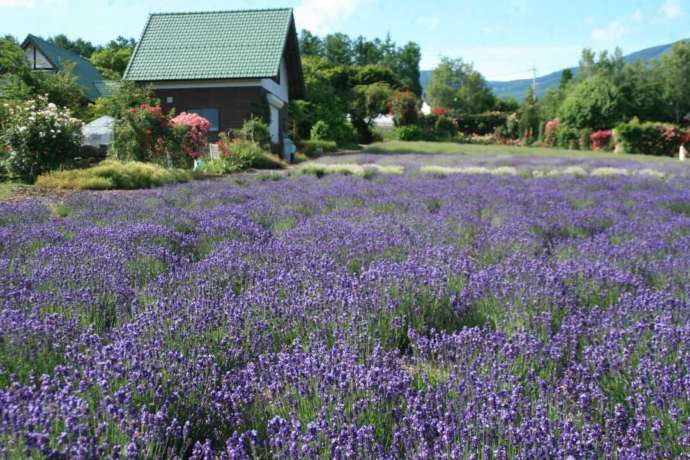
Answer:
xmin=124 ymin=8 xmax=294 ymax=82
xmin=23 ymin=34 xmax=105 ymax=101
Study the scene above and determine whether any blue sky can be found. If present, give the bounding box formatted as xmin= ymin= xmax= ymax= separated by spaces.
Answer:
xmin=1 ymin=0 xmax=688 ymax=80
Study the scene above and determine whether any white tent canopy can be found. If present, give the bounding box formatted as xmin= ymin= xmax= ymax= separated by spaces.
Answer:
xmin=82 ymin=116 xmax=115 ymax=147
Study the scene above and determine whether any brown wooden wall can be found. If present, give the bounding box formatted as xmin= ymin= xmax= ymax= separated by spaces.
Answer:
xmin=155 ymin=86 xmax=267 ymax=141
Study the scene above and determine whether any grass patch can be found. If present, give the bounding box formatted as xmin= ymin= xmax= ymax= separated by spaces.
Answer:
xmin=420 ymin=165 xmax=518 ymax=176
xmin=364 ymin=140 xmax=682 ymax=162
xmin=35 ymin=160 xmax=202 ymax=190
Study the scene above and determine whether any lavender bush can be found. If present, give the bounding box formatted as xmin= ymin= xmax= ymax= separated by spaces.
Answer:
xmin=1 ymin=160 xmax=689 ymax=458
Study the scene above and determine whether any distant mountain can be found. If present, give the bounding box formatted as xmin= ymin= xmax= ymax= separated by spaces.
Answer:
xmin=420 ymin=40 xmax=686 ymax=102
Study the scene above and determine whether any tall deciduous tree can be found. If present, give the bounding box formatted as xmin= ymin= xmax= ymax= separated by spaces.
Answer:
xmin=660 ymin=41 xmax=690 ymax=124
xmin=324 ymin=33 xmax=353 ymax=66
xmin=559 ymin=75 xmax=623 ymax=130
xmin=427 ymin=57 xmax=494 ymax=113
xmin=298 ymin=30 xmax=324 ymax=57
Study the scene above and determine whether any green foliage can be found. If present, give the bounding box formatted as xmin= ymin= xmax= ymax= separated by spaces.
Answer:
xmin=111 ymin=104 xmax=169 ymax=163
xmin=395 ymin=125 xmax=424 ymax=141
xmin=615 ymin=122 xmax=687 ymax=156
xmin=433 ymin=115 xmax=457 ymax=140
xmin=559 ymin=75 xmax=623 ymax=130
xmin=660 ymin=41 xmax=690 ymax=124
xmin=427 ymin=57 xmax=495 ymax=113
xmin=300 ymin=140 xmax=338 ymax=157
xmin=90 ymin=47 xmax=132 ymax=79
xmin=349 ymin=82 xmax=394 ymax=143
xmin=299 ymin=30 xmax=421 ymax=96
xmin=519 ymin=87 xmax=540 ymax=139
xmin=579 ymin=128 xmax=593 ymax=151
xmin=34 ymin=160 xmax=197 ymax=189
xmin=556 ymin=126 xmax=581 ymax=149
xmin=240 ymin=116 xmax=271 ymax=147
xmin=46 ymin=34 xmax=97 ymax=58
xmin=87 ymin=81 xmax=158 ymax=120
xmin=3 ymin=96 xmax=83 ymax=182
xmin=310 ymin=120 xmax=331 ymax=141
xmin=455 ymin=112 xmax=509 ymax=135
xmin=215 ymin=136 xmax=286 ymax=172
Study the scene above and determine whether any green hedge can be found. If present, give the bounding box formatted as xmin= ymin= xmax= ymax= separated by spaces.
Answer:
xmin=300 ymin=140 xmax=338 ymax=158
xmin=455 ymin=112 xmax=509 ymax=135
xmin=395 ymin=125 xmax=424 ymax=141
xmin=615 ymin=122 xmax=688 ymax=156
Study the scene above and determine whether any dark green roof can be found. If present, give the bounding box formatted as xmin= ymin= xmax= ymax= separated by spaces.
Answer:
xmin=124 ymin=8 xmax=294 ymax=81
xmin=22 ymin=34 xmax=105 ymax=101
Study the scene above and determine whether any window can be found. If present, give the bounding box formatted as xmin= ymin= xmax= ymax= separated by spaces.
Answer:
xmin=189 ymin=108 xmax=219 ymax=132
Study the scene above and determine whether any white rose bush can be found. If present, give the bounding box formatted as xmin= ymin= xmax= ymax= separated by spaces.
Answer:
xmin=3 ymin=95 xmax=83 ymax=182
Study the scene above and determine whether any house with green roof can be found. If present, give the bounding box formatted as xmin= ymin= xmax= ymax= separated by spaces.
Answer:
xmin=123 ymin=8 xmax=304 ymax=146
xmin=21 ymin=34 xmax=111 ymax=101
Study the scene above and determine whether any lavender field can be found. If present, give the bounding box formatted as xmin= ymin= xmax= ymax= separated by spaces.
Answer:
xmin=2 ymin=160 xmax=690 ymax=459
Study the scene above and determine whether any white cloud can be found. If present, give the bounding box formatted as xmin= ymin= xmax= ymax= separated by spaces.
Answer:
xmin=591 ymin=20 xmax=629 ymax=42
xmin=417 ymin=16 xmax=440 ymax=30
xmin=661 ymin=0 xmax=683 ymax=18
xmin=0 ymin=0 xmax=34 ymax=6
xmin=294 ymin=0 xmax=369 ymax=34
xmin=632 ymin=9 xmax=643 ymax=21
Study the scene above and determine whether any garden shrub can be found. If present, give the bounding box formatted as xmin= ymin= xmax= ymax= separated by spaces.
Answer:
xmin=434 ymin=116 xmax=457 ymax=140
xmin=310 ymin=120 xmax=331 ymax=141
xmin=300 ymin=140 xmax=338 ymax=158
xmin=3 ymin=96 xmax=83 ymax=182
xmin=240 ymin=116 xmax=271 ymax=147
xmin=111 ymin=103 xmax=169 ymax=163
xmin=455 ymin=112 xmax=509 ymax=136
xmin=390 ymin=90 xmax=418 ymax=126
xmin=395 ymin=125 xmax=424 ymax=141
xmin=590 ymin=129 xmax=613 ymax=151
xmin=216 ymin=135 xmax=285 ymax=173
xmin=169 ymin=112 xmax=210 ymax=168
xmin=556 ymin=126 xmax=580 ymax=150
xmin=578 ymin=128 xmax=593 ymax=151
xmin=615 ymin=122 xmax=689 ymax=156
xmin=35 ymin=160 xmax=197 ymax=190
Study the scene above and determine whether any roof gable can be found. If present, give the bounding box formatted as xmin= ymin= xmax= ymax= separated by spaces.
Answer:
xmin=124 ymin=8 xmax=295 ymax=82
xmin=22 ymin=34 xmax=104 ymax=101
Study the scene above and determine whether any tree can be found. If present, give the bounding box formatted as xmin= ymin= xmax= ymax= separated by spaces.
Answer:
xmin=559 ymin=69 xmax=573 ymax=90
xmin=392 ymin=42 xmax=422 ymax=96
xmin=660 ymin=41 xmax=690 ymax=124
xmin=427 ymin=57 xmax=468 ymax=109
xmin=348 ymin=82 xmax=393 ymax=142
xmin=427 ymin=57 xmax=494 ymax=113
xmin=519 ymin=86 xmax=540 ymax=139
xmin=90 ymin=47 xmax=132 ymax=79
xmin=352 ymin=36 xmax=383 ymax=65
xmin=324 ymin=33 xmax=352 ymax=65
xmin=47 ymin=34 xmax=96 ymax=57
xmin=299 ymin=30 xmax=324 ymax=57
xmin=456 ymin=70 xmax=495 ymax=114
xmin=87 ymin=81 xmax=158 ymax=120
xmin=559 ymin=75 xmax=623 ymax=130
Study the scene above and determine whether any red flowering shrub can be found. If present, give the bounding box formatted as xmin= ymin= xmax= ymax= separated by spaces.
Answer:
xmin=590 ymin=130 xmax=613 ymax=151
xmin=113 ymin=103 xmax=171 ymax=163
xmin=431 ymin=107 xmax=449 ymax=117
xmin=390 ymin=90 xmax=418 ymax=126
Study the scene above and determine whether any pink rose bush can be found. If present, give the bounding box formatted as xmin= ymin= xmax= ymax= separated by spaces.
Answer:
xmin=171 ymin=112 xmax=210 ymax=160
